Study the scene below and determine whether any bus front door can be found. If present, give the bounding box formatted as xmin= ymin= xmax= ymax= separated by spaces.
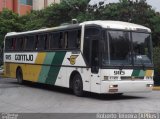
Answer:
xmin=90 ymin=40 xmax=101 ymax=93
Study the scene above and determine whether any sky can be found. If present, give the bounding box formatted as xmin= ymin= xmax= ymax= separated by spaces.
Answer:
xmin=90 ymin=0 xmax=160 ymax=12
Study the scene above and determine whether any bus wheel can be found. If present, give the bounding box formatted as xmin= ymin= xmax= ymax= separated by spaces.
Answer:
xmin=16 ymin=68 xmax=23 ymax=84
xmin=73 ymin=74 xmax=83 ymax=97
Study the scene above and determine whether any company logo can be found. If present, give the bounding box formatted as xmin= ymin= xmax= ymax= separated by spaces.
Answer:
xmin=67 ymin=55 xmax=78 ymax=65
xmin=114 ymin=71 xmax=125 ymax=75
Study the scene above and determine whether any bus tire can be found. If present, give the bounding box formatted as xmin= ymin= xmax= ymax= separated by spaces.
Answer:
xmin=16 ymin=68 xmax=23 ymax=84
xmin=73 ymin=74 xmax=83 ymax=97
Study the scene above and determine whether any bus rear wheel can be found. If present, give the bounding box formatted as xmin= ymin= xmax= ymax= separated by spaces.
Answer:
xmin=73 ymin=74 xmax=83 ymax=97
xmin=16 ymin=68 xmax=23 ymax=84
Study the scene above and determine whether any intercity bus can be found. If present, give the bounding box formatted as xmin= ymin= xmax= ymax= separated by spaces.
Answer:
xmin=3 ymin=20 xmax=154 ymax=96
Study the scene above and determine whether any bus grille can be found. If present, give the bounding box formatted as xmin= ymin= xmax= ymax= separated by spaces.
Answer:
xmin=121 ymin=76 xmax=144 ymax=80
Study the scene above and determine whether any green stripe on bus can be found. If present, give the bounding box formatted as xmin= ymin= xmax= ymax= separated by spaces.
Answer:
xmin=139 ymin=70 xmax=145 ymax=77
xmin=132 ymin=70 xmax=140 ymax=77
xmin=45 ymin=52 xmax=66 ymax=85
xmin=38 ymin=52 xmax=55 ymax=83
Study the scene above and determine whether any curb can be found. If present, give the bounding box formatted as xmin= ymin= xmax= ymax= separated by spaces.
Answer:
xmin=153 ymin=86 xmax=160 ymax=90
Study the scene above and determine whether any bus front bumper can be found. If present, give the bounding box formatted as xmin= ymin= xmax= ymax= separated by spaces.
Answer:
xmin=100 ymin=80 xmax=154 ymax=94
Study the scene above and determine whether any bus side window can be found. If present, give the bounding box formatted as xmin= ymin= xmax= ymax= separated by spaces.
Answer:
xmin=77 ymin=30 xmax=81 ymax=48
xmin=5 ymin=38 xmax=12 ymax=51
xmin=45 ymin=34 xmax=49 ymax=50
xmin=23 ymin=37 xmax=27 ymax=51
xmin=60 ymin=32 xmax=65 ymax=49
xmin=64 ymin=32 xmax=68 ymax=49
xmin=83 ymin=27 xmax=100 ymax=65
xmin=35 ymin=35 xmax=38 ymax=50
xmin=25 ymin=36 xmax=35 ymax=50
xmin=16 ymin=37 xmax=24 ymax=51
xmin=85 ymin=27 xmax=100 ymax=37
xmin=49 ymin=32 xmax=60 ymax=49
xmin=68 ymin=29 xmax=81 ymax=49
xmin=36 ymin=35 xmax=47 ymax=50
xmin=11 ymin=38 xmax=16 ymax=50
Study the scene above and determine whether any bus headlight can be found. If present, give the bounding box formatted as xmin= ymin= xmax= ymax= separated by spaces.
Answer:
xmin=109 ymin=85 xmax=118 ymax=88
xmin=109 ymin=85 xmax=118 ymax=92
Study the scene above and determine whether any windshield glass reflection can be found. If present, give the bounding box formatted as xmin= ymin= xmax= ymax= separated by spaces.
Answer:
xmin=132 ymin=32 xmax=152 ymax=66
xmin=102 ymin=30 xmax=132 ymax=66
xmin=102 ymin=30 xmax=152 ymax=67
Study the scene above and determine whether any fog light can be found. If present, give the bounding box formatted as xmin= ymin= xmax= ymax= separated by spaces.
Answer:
xmin=146 ymin=84 xmax=153 ymax=87
xmin=109 ymin=85 xmax=114 ymax=88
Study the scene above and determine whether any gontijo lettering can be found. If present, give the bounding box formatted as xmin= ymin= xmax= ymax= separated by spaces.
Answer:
xmin=15 ymin=54 xmax=33 ymax=61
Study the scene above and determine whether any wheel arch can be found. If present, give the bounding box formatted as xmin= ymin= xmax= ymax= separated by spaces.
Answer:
xmin=69 ymin=70 xmax=82 ymax=89
xmin=16 ymin=66 xmax=22 ymax=78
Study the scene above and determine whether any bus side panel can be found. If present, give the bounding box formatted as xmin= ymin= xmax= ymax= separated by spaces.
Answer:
xmin=54 ymin=67 xmax=91 ymax=92
xmin=54 ymin=52 xmax=91 ymax=91
xmin=4 ymin=62 xmax=43 ymax=82
xmin=4 ymin=62 xmax=17 ymax=78
xmin=4 ymin=51 xmax=91 ymax=92
xmin=4 ymin=52 xmax=45 ymax=82
xmin=75 ymin=68 xmax=91 ymax=92
xmin=23 ymin=64 xmax=42 ymax=82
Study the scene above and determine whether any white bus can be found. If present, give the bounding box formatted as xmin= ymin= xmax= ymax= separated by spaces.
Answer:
xmin=3 ymin=20 xmax=154 ymax=96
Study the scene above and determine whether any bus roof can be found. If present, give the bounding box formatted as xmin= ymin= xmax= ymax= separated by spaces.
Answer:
xmin=6 ymin=20 xmax=151 ymax=37
xmin=80 ymin=20 xmax=151 ymax=32
xmin=6 ymin=24 xmax=80 ymax=37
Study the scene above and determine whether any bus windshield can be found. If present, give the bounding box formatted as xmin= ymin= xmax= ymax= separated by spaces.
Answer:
xmin=102 ymin=30 xmax=153 ymax=67
xmin=132 ymin=32 xmax=152 ymax=66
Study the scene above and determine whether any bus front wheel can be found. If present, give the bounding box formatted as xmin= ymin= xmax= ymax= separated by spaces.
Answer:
xmin=16 ymin=68 xmax=23 ymax=84
xmin=73 ymin=74 xmax=83 ymax=97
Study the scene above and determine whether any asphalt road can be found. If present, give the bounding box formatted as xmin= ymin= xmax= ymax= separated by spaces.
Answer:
xmin=0 ymin=78 xmax=160 ymax=113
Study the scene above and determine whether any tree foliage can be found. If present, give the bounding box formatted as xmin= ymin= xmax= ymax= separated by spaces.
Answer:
xmin=0 ymin=9 xmax=23 ymax=45
xmin=153 ymin=47 xmax=160 ymax=85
